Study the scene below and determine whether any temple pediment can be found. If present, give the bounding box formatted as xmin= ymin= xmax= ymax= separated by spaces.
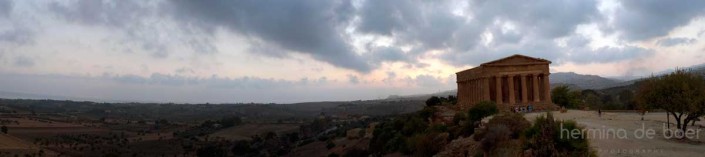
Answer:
xmin=481 ymin=54 xmax=551 ymax=66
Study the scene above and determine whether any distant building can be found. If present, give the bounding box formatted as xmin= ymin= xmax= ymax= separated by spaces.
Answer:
xmin=456 ymin=54 xmax=557 ymax=112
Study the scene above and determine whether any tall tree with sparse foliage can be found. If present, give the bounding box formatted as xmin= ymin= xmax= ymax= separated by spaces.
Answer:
xmin=635 ymin=69 xmax=705 ymax=134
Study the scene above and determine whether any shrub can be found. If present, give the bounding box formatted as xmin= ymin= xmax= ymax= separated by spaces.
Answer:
xmin=479 ymin=125 xmax=511 ymax=155
xmin=467 ymin=101 xmax=498 ymax=122
xmin=486 ymin=113 xmax=530 ymax=139
xmin=407 ymin=133 xmax=446 ymax=157
xmin=525 ymin=112 xmax=594 ymax=157
xmin=425 ymin=96 xmax=441 ymax=107
xmin=326 ymin=140 xmax=336 ymax=149
xmin=452 ymin=112 xmax=466 ymax=125
xmin=343 ymin=148 xmax=370 ymax=157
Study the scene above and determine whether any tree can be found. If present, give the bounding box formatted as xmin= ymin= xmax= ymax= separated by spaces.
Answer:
xmin=581 ymin=90 xmax=602 ymax=110
xmin=467 ymin=101 xmax=498 ymax=122
xmin=425 ymin=96 xmax=441 ymax=107
xmin=447 ymin=95 xmax=458 ymax=105
xmin=552 ymin=86 xmax=580 ymax=108
xmin=635 ymin=69 xmax=705 ymax=134
xmin=618 ymin=90 xmax=636 ymax=110
xmin=1 ymin=126 xmax=6 ymax=134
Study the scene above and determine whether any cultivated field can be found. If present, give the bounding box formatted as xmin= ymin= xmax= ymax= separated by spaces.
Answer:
xmin=210 ymin=123 xmax=300 ymax=140
xmin=525 ymin=110 xmax=705 ymax=157
xmin=0 ymin=133 xmax=39 ymax=154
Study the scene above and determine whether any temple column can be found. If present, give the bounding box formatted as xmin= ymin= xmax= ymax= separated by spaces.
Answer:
xmin=472 ymin=79 xmax=480 ymax=103
xmin=483 ymin=77 xmax=490 ymax=101
xmin=533 ymin=74 xmax=540 ymax=102
xmin=521 ymin=74 xmax=528 ymax=103
xmin=495 ymin=76 xmax=503 ymax=104
xmin=473 ymin=79 xmax=480 ymax=103
xmin=466 ymin=80 xmax=475 ymax=105
xmin=507 ymin=75 xmax=515 ymax=105
xmin=469 ymin=80 xmax=475 ymax=105
xmin=544 ymin=73 xmax=552 ymax=103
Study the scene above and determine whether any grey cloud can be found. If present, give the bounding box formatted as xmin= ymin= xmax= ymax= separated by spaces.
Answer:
xmin=358 ymin=0 xmax=600 ymax=67
xmin=357 ymin=0 xmax=415 ymax=35
xmin=107 ymin=73 xmax=326 ymax=90
xmin=169 ymin=0 xmax=371 ymax=72
xmin=358 ymin=0 xmax=464 ymax=50
xmin=364 ymin=46 xmax=411 ymax=64
xmin=615 ymin=0 xmax=705 ymax=41
xmin=0 ymin=0 xmax=11 ymax=17
xmin=49 ymin=0 xmax=218 ymax=58
xmin=48 ymin=0 xmax=148 ymax=28
xmin=347 ymin=74 xmax=359 ymax=84
xmin=657 ymin=37 xmax=697 ymax=47
xmin=414 ymin=74 xmax=442 ymax=87
xmin=443 ymin=39 xmax=563 ymax=66
xmin=13 ymin=56 xmax=34 ymax=67
xmin=0 ymin=28 xmax=33 ymax=44
xmin=471 ymin=0 xmax=600 ymax=39
xmin=567 ymin=45 xmax=654 ymax=64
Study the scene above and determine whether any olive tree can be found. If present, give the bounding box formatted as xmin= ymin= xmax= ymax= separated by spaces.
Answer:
xmin=635 ymin=69 xmax=705 ymax=133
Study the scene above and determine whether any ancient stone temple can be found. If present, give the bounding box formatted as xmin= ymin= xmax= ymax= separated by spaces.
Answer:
xmin=456 ymin=54 xmax=557 ymax=112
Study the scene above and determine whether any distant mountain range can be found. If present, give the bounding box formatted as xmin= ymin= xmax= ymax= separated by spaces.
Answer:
xmin=549 ymin=72 xmax=622 ymax=90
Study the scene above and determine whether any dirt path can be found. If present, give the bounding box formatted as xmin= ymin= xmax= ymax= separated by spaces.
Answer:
xmin=525 ymin=110 xmax=705 ymax=157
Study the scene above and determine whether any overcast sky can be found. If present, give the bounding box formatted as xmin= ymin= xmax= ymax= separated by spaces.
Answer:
xmin=1 ymin=0 xmax=704 ymax=103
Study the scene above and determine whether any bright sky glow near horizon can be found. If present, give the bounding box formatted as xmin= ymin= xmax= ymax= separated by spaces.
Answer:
xmin=1 ymin=0 xmax=705 ymax=103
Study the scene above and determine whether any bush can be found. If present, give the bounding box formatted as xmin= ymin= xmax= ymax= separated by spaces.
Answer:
xmin=486 ymin=113 xmax=530 ymax=139
xmin=467 ymin=101 xmax=498 ymax=122
xmin=525 ymin=112 xmax=594 ymax=157
xmin=406 ymin=133 xmax=446 ymax=157
xmin=343 ymin=148 xmax=370 ymax=157
xmin=425 ymin=96 xmax=441 ymax=107
xmin=326 ymin=140 xmax=336 ymax=149
xmin=551 ymin=86 xmax=581 ymax=108
xmin=452 ymin=112 xmax=466 ymax=125
xmin=479 ymin=125 xmax=511 ymax=155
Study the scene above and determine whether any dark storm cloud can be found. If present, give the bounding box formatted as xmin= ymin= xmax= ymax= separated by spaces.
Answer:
xmin=364 ymin=46 xmax=412 ymax=65
xmin=28 ymin=0 xmax=697 ymax=72
xmin=357 ymin=0 xmax=464 ymax=50
xmin=614 ymin=0 xmax=705 ymax=41
xmin=657 ymin=37 xmax=697 ymax=47
xmin=357 ymin=0 xmax=602 ymax=66
xmin=169 ymin=0 xmax=371 ymax=72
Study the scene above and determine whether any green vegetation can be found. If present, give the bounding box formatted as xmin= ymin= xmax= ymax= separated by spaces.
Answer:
xmin=370 ymin=100 xmax=498 ymax=156
xmin=467 ymin=101 xmax=498 ymax=122
xmin=636 ymin=69 xmax=705 ymax=134
xmin=551 ymin=86 xmax=581 ymax=108
xmin=425 ymin=95 xmax=458 ymax=106
xmin=472 ymin=113 xmax=529 ymax=156
xmin=524 ymin=112 xmax=594 ymax=157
